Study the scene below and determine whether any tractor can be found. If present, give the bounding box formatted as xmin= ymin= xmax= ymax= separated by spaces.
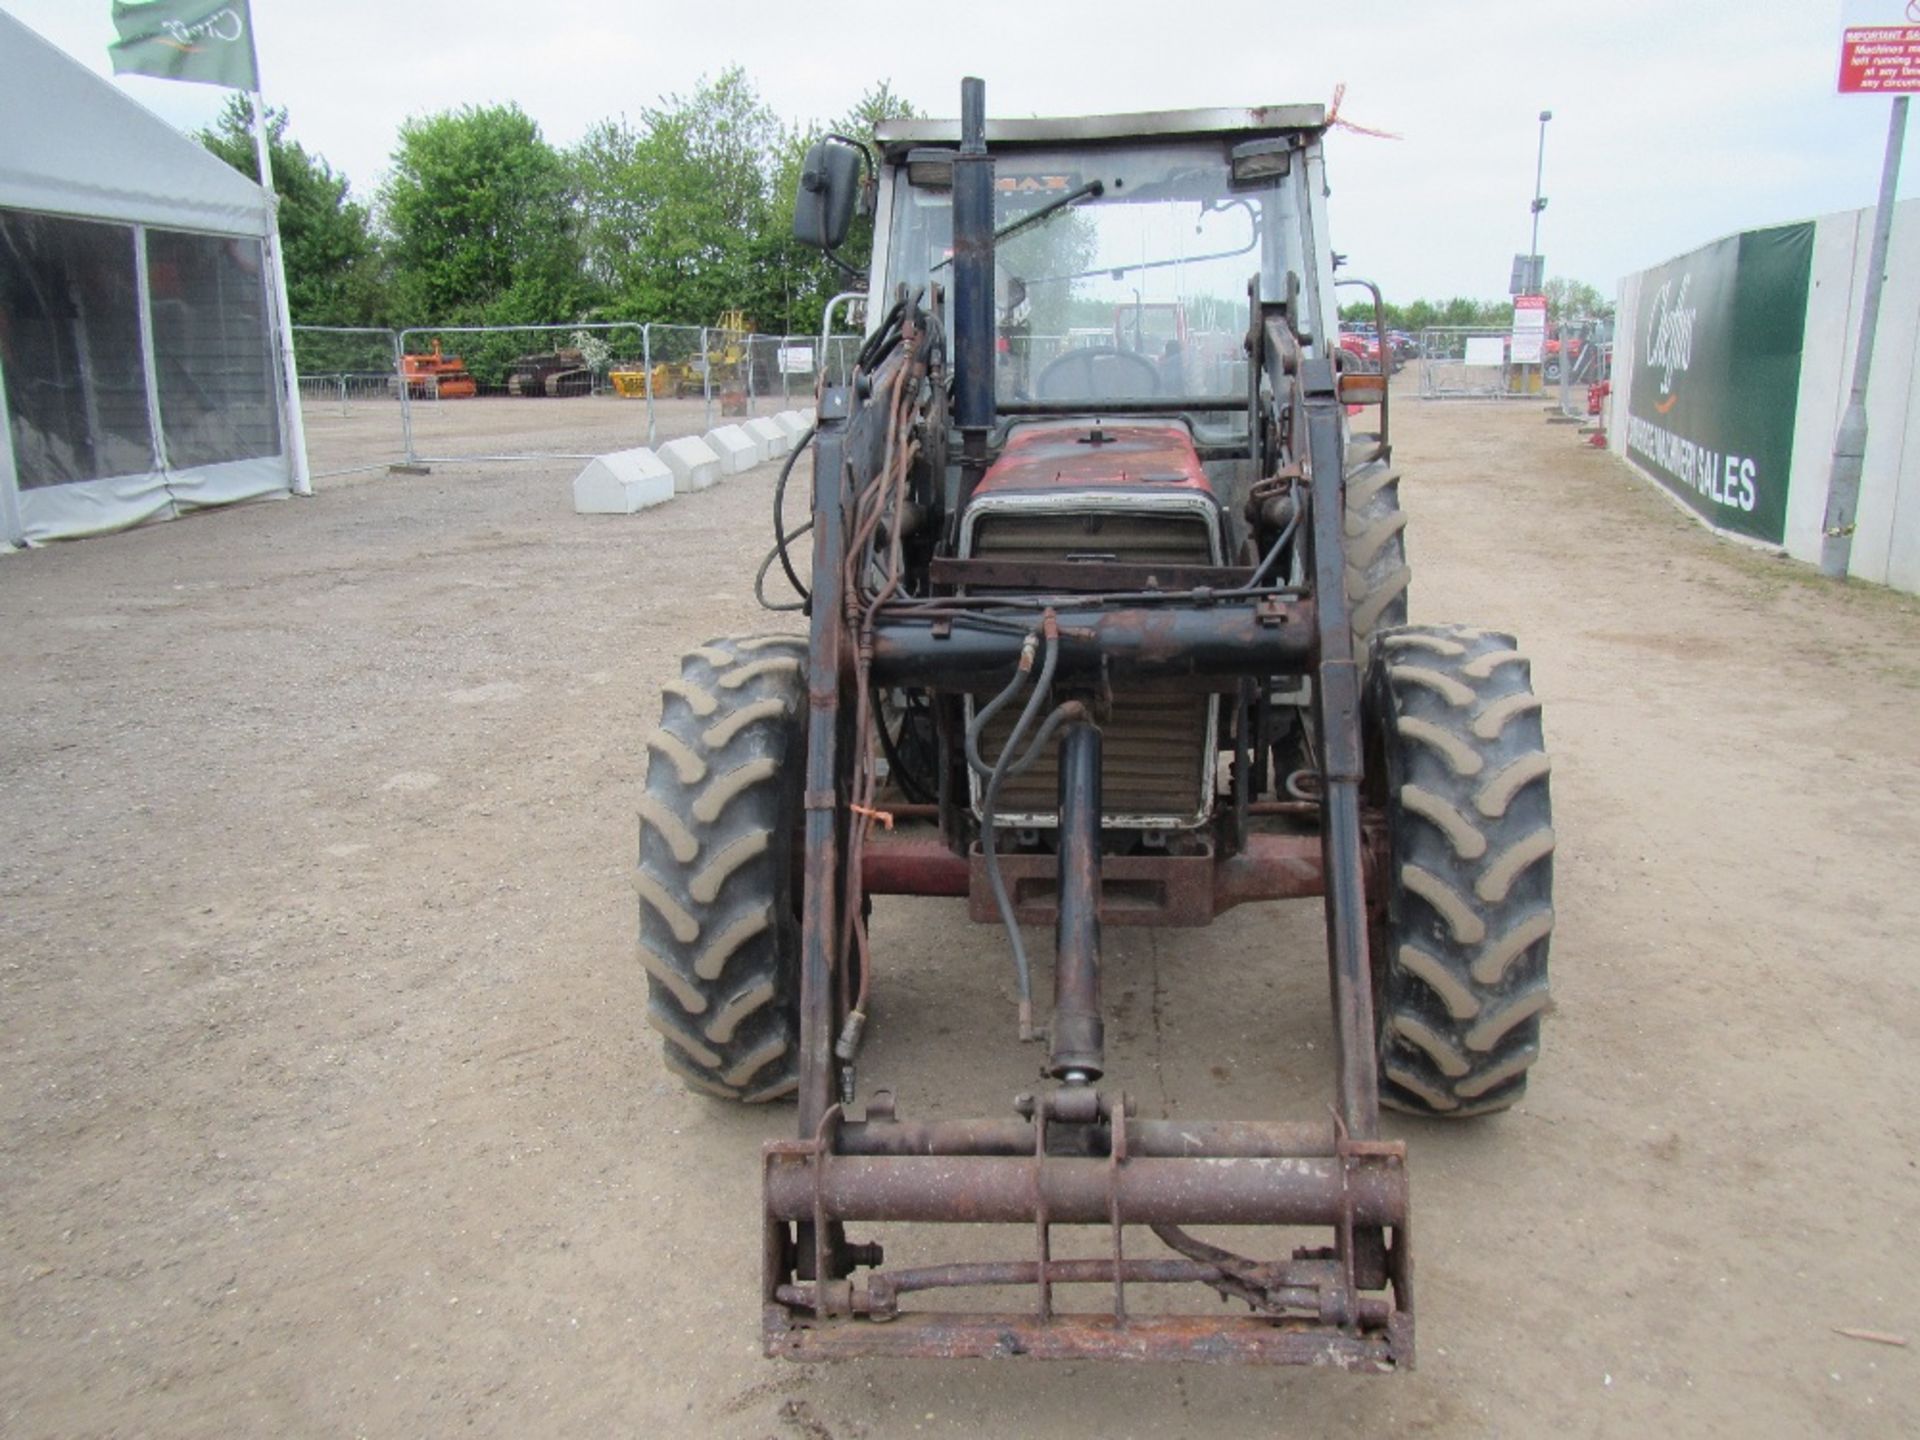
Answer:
xmin=634 ymin=80 xmax=1554 ymax=1367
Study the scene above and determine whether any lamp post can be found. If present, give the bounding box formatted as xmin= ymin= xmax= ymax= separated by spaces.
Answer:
xmin=1529 ymin=109 xmax=1552 ymax=275
xmin=1819 ymin=94 xmax=1910 ymax=579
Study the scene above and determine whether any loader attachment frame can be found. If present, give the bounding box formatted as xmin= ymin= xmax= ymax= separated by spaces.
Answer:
xmin=764 ymin=364 xmax=1412 ymax=1367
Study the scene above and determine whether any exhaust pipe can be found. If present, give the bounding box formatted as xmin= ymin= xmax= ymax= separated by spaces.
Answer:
xmin=952 ymin=77 xmax=996 ymax=490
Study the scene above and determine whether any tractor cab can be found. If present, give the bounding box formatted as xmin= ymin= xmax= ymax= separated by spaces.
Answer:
xmin=863 ymin=109 xmax=1335 ymax=414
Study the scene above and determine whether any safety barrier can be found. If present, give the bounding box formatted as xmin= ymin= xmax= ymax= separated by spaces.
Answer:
xmin=291 ymin=321 xmax=860 ymax=478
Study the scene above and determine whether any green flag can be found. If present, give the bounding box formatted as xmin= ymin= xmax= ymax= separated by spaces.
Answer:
xmin=109 ymin=1 xmax=260 ymax=90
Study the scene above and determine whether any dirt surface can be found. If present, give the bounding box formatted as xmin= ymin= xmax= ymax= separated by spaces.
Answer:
xmin=3 ymin=397 xmax=1917 ymax=1438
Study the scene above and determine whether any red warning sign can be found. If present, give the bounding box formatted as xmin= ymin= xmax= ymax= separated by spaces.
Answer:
xmin=1840 ymin=2 xmax=1920 ymax=94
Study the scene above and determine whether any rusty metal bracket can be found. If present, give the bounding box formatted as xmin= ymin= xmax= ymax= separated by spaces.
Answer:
xmin=761 ymin=1089 xmax=1413 ymax=1366
xmin=1032 ymin=1092 xmax=1052 ymax=1319
xmin=811 ymin=1104 xmax=843 ymax=1318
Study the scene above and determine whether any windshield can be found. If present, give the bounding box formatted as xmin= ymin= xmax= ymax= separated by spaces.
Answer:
xmin=881 ymin=140 xmax=1309 ymax=406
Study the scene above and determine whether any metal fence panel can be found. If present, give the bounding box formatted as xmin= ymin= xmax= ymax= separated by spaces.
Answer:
xmin=291 ymin=326 xmax=405 ymax=477
xmin=394 ymin=321 xmax=653 ymax=464
xmin=821 ymin=334 xmax=859 ymax=389
xmin=291 ymin=319 xmax=865 ymax=476
xmin=642 ymin=324 xmax=711 ymax=446
xmin=705 ymin=322 xmax=749 ymax=424
xmin=747 ymin=334 xmax=786 ymax=412
xmin=1417 ymin=327 xmax=1518 ymax=400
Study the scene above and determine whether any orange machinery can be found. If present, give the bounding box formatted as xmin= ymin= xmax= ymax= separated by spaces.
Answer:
xmin=399 ymin=341 xmax=477 ymax=399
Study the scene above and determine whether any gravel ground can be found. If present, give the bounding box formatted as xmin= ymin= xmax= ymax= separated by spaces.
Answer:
xmin=2 ymin=397 xmax=1917 ymax=1437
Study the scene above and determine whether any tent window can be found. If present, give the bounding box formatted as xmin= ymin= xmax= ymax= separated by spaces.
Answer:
xmin=0 ymin=209 xmax=156 ymax=489
xmin=146 ymin=229 xmax=281 ymax=469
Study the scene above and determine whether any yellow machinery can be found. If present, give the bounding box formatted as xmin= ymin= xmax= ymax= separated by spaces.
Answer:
xmin=608 ymin=311 xmax=767 ymax=403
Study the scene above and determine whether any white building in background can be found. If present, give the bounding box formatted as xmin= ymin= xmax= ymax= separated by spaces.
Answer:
xmin=0 ymin=11 xmax=299 ymax=546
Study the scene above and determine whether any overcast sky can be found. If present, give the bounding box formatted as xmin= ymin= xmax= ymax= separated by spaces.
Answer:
xmin=6 ymin=0 xmax=1915 ymax=301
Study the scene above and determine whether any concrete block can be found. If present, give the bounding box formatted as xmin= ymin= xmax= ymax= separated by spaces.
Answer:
xmin=744 ymin=416 xmax=792 ymax=459
xmin=773 ymin=410 xmax=813 ymax=439
xmin=705 ymin=424 xmax=763 ymax=474
xmin=659 ymin=435 xmax=722 ymax=493
xmin=572 ymin=448 xmax=675 ymax=514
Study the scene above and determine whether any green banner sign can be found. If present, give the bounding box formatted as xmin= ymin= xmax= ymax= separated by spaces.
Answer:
xmin=1624 ymin=222 xmax=1814 ymax=545
xmin=109 ymin=1 xmax=259 ymax=91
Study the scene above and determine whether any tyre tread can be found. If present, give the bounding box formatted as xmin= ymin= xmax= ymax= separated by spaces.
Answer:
xmin=1370 ymin=624 xmax=1553 ymax=1116
xmin=1344 ymin=455 xmax=1411 ymax=648
xmin=637 ymin=636 xmax=807 ymax=1102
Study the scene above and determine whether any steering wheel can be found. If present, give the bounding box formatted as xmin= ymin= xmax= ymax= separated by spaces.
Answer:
xmin=1033 ymin=345 xmax=1162 ymax=401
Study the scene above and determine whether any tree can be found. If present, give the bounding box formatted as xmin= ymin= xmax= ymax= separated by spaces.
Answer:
xmin=573 ymin=74 xmax=920 ymax=337
xmin=1336 ymin=282 xmax=1615 ymax=336
xmin=198 ymin=98 xmax=387 ymax=326
xmin=380 ymin=103 xmax=589 ymax=327
xmin=1542 ymin=276 xmax=1613 ymax=322
xmin=576 ymin=69 xmax=786 ymax=327
xmin=1338 ymin=295 xmax=1527 ymax=333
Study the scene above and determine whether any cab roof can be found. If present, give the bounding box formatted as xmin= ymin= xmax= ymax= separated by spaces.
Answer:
xmin=873 ymin=105 xmax=1327 ymax=159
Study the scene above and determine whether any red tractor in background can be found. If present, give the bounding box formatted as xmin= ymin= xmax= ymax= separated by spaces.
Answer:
xmin=1337 ymin=326 xmax=1403 ymax=375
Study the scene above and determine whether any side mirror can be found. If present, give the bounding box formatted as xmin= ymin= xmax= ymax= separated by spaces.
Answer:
xmin=793 ymin=140 xmax=862 ymax=250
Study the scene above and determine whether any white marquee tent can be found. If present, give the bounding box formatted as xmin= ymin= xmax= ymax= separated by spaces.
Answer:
xmin=0 ymin=11 xmax=296 ymax=545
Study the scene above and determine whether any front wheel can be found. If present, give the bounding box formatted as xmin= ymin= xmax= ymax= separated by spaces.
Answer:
xmin=1366 ymin=625 xmax=1554 ymax=1116
xmin=635 ymin=635 xmax=808 ymax=1101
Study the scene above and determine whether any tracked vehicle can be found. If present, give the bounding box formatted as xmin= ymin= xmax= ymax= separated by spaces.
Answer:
xmin=634 ymin=81 xmax=1554 ymax=1367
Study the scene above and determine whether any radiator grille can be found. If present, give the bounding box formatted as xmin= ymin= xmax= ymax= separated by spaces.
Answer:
xmin=978 ymin=684 xmax=1214 ymax=826
xmin=965 ymin=506 xmax=1218 ymax=828
xmin=968 ymin=511 xmax=1214 ymax=567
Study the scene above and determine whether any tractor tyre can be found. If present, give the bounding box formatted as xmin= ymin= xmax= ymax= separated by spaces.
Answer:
xmin=1366 ymin=625 xmax=1553 ymax=1116
xmin=635 ymin=634 xmax=808 ymax=1102
xmin=1345 ymin=454 xmax=1411 ymax=647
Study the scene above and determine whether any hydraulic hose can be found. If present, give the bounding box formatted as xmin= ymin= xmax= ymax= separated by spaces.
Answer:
xmin=754 ymin=517 xmax=813 ymax=613
xmin=764 ymin=425 xmax=815 ymax=607
xmin=970 ymin=625 xmax=1060 ymax=1040
xmin=965 ymin=632 xmax=1040 ymax=780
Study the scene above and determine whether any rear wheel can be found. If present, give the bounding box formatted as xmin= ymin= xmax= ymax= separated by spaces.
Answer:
xmin=635 ymin=635 xmax=808 ymax=1101
xmin=1366 ymin=625 xmax=1554 ymax=1115
xmin=1256 ymin=453 xmax=1411 ymax=798
xmin=1345 ymin=454 xmax=1411 ymax=647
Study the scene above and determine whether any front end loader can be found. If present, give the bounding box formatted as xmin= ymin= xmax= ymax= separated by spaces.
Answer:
xmin=634 ymin=80 xmax=1555 ymax=1367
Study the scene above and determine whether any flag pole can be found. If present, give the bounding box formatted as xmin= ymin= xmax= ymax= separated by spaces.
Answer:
xmin=249 ymin=92 xmax=313 ymax=497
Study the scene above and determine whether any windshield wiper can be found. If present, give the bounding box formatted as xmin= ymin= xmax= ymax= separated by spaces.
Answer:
xmin=931 ymin=179 xmax=1105 ymax=271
